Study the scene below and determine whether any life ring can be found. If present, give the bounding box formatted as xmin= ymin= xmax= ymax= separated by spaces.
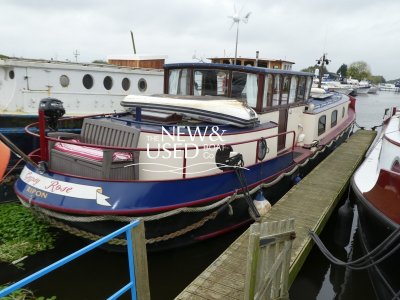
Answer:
xmin=0 ymin=140 xmax=10 ymax=180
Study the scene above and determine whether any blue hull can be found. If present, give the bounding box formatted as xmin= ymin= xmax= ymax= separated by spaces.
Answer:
xmin=14 ymin=125 xmax=353 ymax=251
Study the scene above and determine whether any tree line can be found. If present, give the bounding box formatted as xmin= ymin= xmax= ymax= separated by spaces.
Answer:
xmin=301 ymin=61 xmax=386 ymax=84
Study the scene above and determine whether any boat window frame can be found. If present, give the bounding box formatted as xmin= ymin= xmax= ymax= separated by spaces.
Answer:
xmin=82 ymin=74 xmax=94 ymax=90
xmin=318 ymin=115 xmax=327 ymax=136
xmin=288 ymin=75 xmax=298 ymax=104
xmin=331 ymin=110 xmax=338 ymax=127
xmin=231 ymin=70 xmax=258 ymax=108
xmin=122 ymin=77 xmax=130 ymax=91
xmin=103 ymin=76 xmax=113 ymax=90
xmin=163 ymin=64 xmax=314 ymax=113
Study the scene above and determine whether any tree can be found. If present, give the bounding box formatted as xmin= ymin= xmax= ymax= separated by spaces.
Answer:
xmin=347 ymin=61 xmax=371 ymax=80
xmin=336 ymin=64 xmax=347 ymax=78
xmin=369 ymin=75 xmax=386 ymax=84
xmin=92 ymin=59 xmax=108 ymax=64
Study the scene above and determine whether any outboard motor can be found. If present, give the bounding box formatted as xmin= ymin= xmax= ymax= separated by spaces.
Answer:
xmin=39 ymin=98 xmax=65 ymax=131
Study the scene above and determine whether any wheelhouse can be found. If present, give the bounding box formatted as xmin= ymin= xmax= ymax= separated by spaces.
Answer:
xmin=163 ymin=63 xmax=314 ymax=113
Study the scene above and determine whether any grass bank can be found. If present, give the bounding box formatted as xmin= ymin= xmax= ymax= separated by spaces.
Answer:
xmin=0 ymin=203 xmax=56 ymax=263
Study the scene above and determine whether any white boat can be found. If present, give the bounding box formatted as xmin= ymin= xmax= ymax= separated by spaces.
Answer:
xmin=378 ymin=83 xmax=400 ymax=92
xmin=0 ymin=55 xmax=165 ymax=157
xmin=351 ymin=107 xmax=400 ymax=299
xmin=368 ymin=85 xmax=378 ymax=94
xmin=320 ymin=81 xmax=354 ymax=95
xmin=0 ymin=55 xmax=165 ymax=116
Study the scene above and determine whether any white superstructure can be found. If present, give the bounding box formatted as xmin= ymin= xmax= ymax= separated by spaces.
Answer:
xmin=0 ymin=57 xmax=165 ymax=116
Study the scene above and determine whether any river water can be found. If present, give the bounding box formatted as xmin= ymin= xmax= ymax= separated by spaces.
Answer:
xmin=1 ymin=91 xmax=398 ymax=299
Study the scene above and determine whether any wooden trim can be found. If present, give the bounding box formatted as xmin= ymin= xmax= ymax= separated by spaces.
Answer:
xmin=257 ymin=74 xmax=265 ymax=112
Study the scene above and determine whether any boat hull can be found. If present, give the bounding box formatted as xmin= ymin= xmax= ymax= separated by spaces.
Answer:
xmin=353 ymin=182 xmax=400 ymax=300
xmin=14 ymin=124 xmax=353 ymax=251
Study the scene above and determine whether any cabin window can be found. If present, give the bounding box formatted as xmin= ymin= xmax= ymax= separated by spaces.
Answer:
xmin=122 ymin=78 xmax=130 ymax=91
xmin=59 ymin=75 xmax=70 ymax=87
xmin=231 ymin=71 xmax=258 ymax=107
xmin=169 ymin=69 xmax=190 ymax=95
xmin=82 ymin=74 xmax=94 ymax=89
xmin=9 ymin=70 xmax=15 ymax=79
xmin=318 ymin=115 xmax=326 ymax=135
xmin=263 ymin=74 xmax=273 ymax=109
xmin=103 ymin=76 xmax=113 ymax=90
xmin=138 ymin=78 xmax=147 ymax=92
xmin=272 ymin=74 xmax=282 ymax=106
xmin=342 ymin=106 xmax=345 ymax=118
xmin=296 ymin=76 xmax=306 ymax=102
xmin=305 ymin=76 xmax=312 ymax=99
xmin=289 ymin=76 xmax=298 ymax=103
xmin=194 ymin=69 xmax=229 ymax=97
xmin=281 ymin=76 xmax=290 ymax=106
xmin=331 ymin=110 xmax=338 ymax=127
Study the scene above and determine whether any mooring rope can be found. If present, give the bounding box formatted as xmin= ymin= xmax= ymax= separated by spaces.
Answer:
xmin=309 ymin=226 xmax=400 ymax=270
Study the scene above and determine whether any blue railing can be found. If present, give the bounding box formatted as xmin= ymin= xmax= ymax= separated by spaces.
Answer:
xmin=0 ymin=219 xmax=141 ymax=299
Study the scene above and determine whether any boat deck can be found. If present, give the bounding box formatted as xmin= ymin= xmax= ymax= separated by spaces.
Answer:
xmin=175 ymin=129 xmax=377 ymax=299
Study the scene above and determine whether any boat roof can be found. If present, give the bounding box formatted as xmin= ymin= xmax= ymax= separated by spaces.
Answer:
xmin=164 ymin=63 xmax=313 ymax=76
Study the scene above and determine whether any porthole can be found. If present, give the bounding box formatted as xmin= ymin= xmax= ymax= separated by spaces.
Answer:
xmin=138 ymin=78 xmax=147 ymax=92
xmin=9 ymin=70 xmax=15 ymax=79
xmin=257 ymin=138 xmax=269 ymax=161
xmin=103 ymin=76 xmax=113 ymax=90
xmin=59 ymin=75 xmax=70 ymax=87
xmin=122 ymin=78 xmax=130 ymax=91
xmin=82 ymin=74 xmax=94 ymax=89
xmin=392 ymin=160 xmax=400 ymax=173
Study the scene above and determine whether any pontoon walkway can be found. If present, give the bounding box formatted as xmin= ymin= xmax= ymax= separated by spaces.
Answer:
xmin=176 ymin=129 xmax=377 ymax=299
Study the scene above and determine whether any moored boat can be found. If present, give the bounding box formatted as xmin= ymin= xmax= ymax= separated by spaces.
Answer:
xmin=351 ymin=107 xmax=400 ymax=299
xmin=14 ymin=62 xmax=356 ymax=251
xmin=0 ymin=55 xmax=165 ymax=161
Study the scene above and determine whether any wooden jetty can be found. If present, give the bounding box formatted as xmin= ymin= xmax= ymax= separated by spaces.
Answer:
xmin=176 ymin=129 xmax=377 ymax=299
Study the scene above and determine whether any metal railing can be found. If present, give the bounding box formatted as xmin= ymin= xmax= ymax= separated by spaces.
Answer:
xmin=0 ymin=220 xmax=143 ymax=300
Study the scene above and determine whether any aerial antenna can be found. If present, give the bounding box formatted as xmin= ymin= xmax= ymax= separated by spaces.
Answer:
xmin=130 ymin=30 xmax=137 ymax=54
xmin=228 ymin=3 xmax=251 ymax=65
xmin=73 ymin=50 xmax=80 ymax=62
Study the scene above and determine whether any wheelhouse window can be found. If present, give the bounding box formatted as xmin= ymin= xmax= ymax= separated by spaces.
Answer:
xmin=169 ymin=69 xmax=190 ymax=95
xmin=318 ymin=115 xmax=326 ymax=136
xmin=305 ymin=76 xmax=312 ymax=99
xmin=342 ymin=106 xmax=346 ymax=118
xmin=231 ymin=71 xmax=258 ymax=107
xmin=331 ymin=110 xmax=338 ymax=127
xmin=281 ymin=75 xmax=290 ymax=106
xmin=289 ymin=76 xmax=297 ymax=103
xmin=272 ymin=74 xmax=282 ymax=106
xmin=263 ymin=74 xmax=273 ymax=109
xmin=193 ymin=69 xmax=229 ymax=97
xmin=296 ymin=76 xmax=306 ymax=102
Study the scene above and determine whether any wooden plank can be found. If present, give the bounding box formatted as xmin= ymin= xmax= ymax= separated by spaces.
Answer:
xmin=130 ymin=220 xmax=151 ymax=300
xmin=176 ymin=130 xmax=376 ymax=299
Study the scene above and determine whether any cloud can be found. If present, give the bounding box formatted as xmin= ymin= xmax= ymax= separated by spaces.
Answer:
xmin=0 ymin=0 xmax=399 ymax=78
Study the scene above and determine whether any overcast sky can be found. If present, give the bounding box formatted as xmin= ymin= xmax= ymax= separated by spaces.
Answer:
xmin=1 ymin=0 xmax=400 ymax=79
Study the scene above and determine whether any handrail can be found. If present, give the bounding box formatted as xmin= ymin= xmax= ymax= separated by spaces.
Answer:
xmin=30 ymin=126 xmax=296 ymax=153
xmin=0 ymin=220 xmax=142 ymax=300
